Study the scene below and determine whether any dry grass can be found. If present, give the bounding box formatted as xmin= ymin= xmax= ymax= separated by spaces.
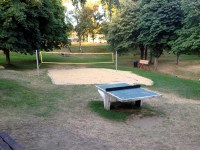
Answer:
xmin=0 ymin=67 xmax=200 ymax=150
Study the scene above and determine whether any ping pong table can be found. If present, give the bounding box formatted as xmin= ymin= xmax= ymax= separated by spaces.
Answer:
xmin=96 ymin=83 xmax=161 ymax=110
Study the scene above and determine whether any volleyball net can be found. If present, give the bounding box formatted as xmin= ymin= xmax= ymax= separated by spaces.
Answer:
xmin=40 ymin=52 xmax=114 ymax=64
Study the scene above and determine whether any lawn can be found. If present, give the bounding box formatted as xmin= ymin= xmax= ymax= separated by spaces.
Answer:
xmin=1 ymin=48 xmax=199 ymax=101
xmin=0 ymin=45 xmax=200 ymax=149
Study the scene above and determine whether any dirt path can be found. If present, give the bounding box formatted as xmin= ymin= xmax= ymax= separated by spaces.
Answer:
xmin=156 ymin=61 xmax=200 ymax=80
xmin=4 ymin=91 xmax=200 ymax=150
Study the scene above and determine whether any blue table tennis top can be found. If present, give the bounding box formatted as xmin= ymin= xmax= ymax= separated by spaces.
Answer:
xmin=96 ymin=83 xmax=161 ymax=101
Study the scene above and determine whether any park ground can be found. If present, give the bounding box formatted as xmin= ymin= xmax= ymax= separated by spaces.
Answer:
xmin=0 ymin=44 xmax=200 ymax=150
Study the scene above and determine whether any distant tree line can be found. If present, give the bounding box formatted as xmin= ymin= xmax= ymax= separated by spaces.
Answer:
xmin=106 ymin=0 xmax=200 ymax=68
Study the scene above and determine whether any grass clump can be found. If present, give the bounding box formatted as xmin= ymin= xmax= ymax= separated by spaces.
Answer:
xmin=89 ymin=101 xmax=163 ymax=122
xmin=89 ymin=101 xmax=132 ymax=122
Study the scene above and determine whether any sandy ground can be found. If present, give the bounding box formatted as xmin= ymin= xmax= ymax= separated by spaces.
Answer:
xmin=48 ymin=68 xmax=153 ymax=86
xmin=0 ymin=65 xmax=4 ymax=69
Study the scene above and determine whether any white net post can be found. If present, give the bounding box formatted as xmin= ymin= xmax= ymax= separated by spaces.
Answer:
xmin=115 ymin=50 xmax=118 ymax=71
xmin=36 ymin=49 xmax=39 ymax=75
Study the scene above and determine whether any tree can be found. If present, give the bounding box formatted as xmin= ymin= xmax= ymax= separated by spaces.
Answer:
xmin=73 ymin=3 xmax=104 ymax=51
xmin=136 ymin=0 xmax=182 ymax=69
xmin=101 ymin=0 xmax=120 ymax=21
xmin=70 ymin=0 xmax=120 ymax=21
xmin=170 ymin=0 xmax=200 ymax=64
xmin=0 ymin=0 xmax=67 ymax=65
xmin=89 ymin=5 xmax=104 ymax=43
xmin=107 ymin=1 xmax=151 ymax=60
xmin=107 ymin=3 xmax=139 ymax=54
xmin=71 ymin=0 xmax=86 ymax=7
xmin=73 ymin=6 xmax=93 ymax=52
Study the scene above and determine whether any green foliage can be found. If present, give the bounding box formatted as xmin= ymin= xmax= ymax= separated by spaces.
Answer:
xmin=0 ymin=78 xmax=62 ymax=117
xmin=107 ymin=0 xmax=183 ymax=58
xmin=101 ymin=0 xmax=120 ymax=20
xmin=137 ymin=0 xmax=182 ymax=57
xmin=98 ymin=21 xmax=109 ymax=35
xmin=170 ymin=0 xmax=200 ymax=55
xmin=71 ymin=0 xmax=86 ymax=8
xmin=74 ymin=4 xmax=103 ymax=41
xmin=107 ymin=3 xmax=138 ymax=53
xmin=0 ymin=0 xmax=67 ymax=55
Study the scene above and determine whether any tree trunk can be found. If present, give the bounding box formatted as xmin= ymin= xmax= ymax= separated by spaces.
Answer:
xmin=92 ymin=33 xmax=95 ymax=43
xmin=144 ymin=47 xmax=148 ymax=60
xmin=78 ymin=36 xmax=83 ymax=53
xmin=176 ymin=53 xmax=180 ymax=65
xmin=67 ymin=45 xmax=72 ymax=52
xmin=139 ymin=44 xmax=145 ymax=59
xmin=154 ymin=57 xmax=159 ymax=70
xmin=4 ymin=49 xmax=11 ymax=65
xmin=149 ymin=49 xmax=153 ymax=64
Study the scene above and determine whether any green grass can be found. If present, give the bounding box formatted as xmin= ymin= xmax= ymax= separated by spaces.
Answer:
xmin=1 ymin=50 xmax=199 ymax=101
xmin=180 ymin=54 xmax=200 ymax=61
xmin=0 ymin=51 xmax=36 ymax=69
xmin=89 ymin=101 xmax=132 ymax=121
xmin=64 ymin=44 xmax=110 ymax=53
xmin=0 ymin=47 xmax=199 ymax=121
xmin=92 ymin=60 xmax=200 ymax=100
xmin=41 ymin=52 xmax=113 ymax=63
xmin=129 ymin=68 xmax=200 ymax=100
xmin=0 ymin=79 xmax=65 ymax=117
xmin=89 ymin=101 xmax=163 ymax=122
xmin=92 ymin=64 xmax=200 ymax=100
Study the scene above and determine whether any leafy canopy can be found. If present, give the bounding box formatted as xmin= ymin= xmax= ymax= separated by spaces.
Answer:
xmin=170 ymin=0 xmax=200 ymax=55
xmin=107 ymin=3 xmax=138 ymax=53
xmin=137 ymin=0 xmax=182 ymax=57
xmin=0 ymin=0 xmax=67 ymax=54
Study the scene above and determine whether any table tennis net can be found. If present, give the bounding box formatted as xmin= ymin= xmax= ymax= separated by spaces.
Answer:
xmin=105 ymin=85 xmax=141 ymax=92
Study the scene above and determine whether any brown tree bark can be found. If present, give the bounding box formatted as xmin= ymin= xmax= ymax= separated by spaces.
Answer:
xmin=78 ymin=35 xmax=83 ymax=53
xmin=4 ymin=49 xmax=11 ymax=65
xmin=176 ymin=53 xmax=180 ymax=65
xmin=139 ymin=44 xmax=145 ymax=59
xmin=154 ymin=57 xmax=159 ymax=70
xmin=144 ymin=46 xmax=148 ymax=60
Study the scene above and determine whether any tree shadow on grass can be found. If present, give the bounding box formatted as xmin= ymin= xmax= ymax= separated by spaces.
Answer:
xmin=2 ymin=60 xmax=36 ymax=70
xmin=88 ymin=101 xmax=164 ymax=122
